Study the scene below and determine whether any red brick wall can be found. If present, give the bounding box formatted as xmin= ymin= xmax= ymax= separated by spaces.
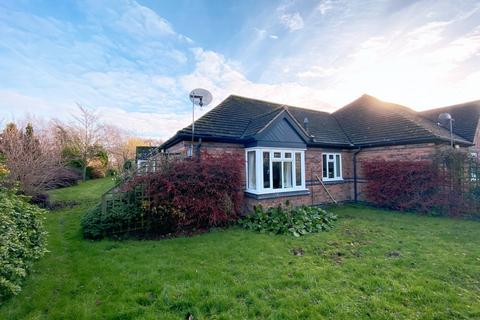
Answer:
xmin=355 ymin=142 xmax=446 ymax=201
xmin=165 ymin=141 xmax=188 ymax=154
xmin=165 ymin=140 xmax=456 ymax=212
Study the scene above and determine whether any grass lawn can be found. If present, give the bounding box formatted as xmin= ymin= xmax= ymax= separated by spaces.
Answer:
xmin=1 ymin=179 xmax=479 ymax=319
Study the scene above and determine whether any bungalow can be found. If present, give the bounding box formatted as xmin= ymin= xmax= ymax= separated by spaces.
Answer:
xmin=160 ymin=94 xmax=480 ymax=211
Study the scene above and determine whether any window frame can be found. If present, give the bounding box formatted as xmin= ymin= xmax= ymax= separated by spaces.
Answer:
xmin=322 ymin=152 xmax=343 ymax=181
xmin=245 ymin=147 xmax=306 ymax=195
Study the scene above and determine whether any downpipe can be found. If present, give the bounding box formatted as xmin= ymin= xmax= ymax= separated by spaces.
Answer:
xmin=353 ymin=148 xmax=362 ymax=202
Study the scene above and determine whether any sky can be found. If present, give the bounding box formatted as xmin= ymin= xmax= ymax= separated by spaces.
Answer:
xmin=1 ymin=0 xmax=479 ymax=140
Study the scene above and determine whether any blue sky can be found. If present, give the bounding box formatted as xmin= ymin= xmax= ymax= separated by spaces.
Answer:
xmin=1 ymin=0 xmax=479 ymax=139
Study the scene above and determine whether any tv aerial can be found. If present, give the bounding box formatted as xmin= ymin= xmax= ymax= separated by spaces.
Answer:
xmin=189 ymin=88 xmax=213 ymax=155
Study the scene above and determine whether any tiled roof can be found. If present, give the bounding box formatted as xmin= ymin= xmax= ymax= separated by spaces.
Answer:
xmin=332 ymin=95 xmax=471 ymax=147
xmin=172 ymin=95 xmax=352 ymax=147
xmin=161 ymin=94 xmax=474 ymax=150
xmin=420 ymin=100 xmax=480 ymax=142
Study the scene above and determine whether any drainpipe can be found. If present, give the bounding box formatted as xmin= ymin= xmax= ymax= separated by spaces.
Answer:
xmin=353 ymin=148 xmax=362 ymax=202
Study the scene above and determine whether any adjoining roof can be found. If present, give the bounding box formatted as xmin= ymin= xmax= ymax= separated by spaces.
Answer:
xmin=332 ymin=94 xmax=472 ymax=147
xmin=161 ymin=94 xmax=474 ymax=150
xmin=420 ymin=100 xmax=480 ymax=142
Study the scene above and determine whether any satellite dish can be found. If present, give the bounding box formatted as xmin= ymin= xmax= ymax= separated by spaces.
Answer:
xmin=189 ymin=88 xmax=212 ymax=107
xmin=437 ymin=112 xmax=452 ymax=127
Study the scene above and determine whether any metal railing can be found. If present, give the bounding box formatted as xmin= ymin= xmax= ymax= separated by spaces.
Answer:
xmin=100 ymin=151 xmax=183 ymax=215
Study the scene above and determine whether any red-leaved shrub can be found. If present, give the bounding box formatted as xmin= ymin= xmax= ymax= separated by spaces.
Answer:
xmin=362 ymin=159 xmax=479 ymax=216
xmin=362 ymin=160 xmax=446 ymax=213
xmin=127 ymin=152 xmax=243 ymax=235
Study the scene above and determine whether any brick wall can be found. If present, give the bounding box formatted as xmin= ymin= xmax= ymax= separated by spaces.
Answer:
xmin=354 ymin=142 xmax=446 ymax=201
xmin=165 ymin=139 xmax=456 ymax=212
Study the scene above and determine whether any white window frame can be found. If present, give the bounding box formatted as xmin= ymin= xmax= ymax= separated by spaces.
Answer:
xmin=245 ymin=147 xmax=307 ymax=195
xmin=322 ymin=153 xmax=343 ymax=181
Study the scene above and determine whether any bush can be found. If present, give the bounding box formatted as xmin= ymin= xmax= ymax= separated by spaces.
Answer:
xmin=30 ymin=192 xmax=50 ymax=208
xmin=0 ymin=187 xmax=47 ymax=301
xmin=129 ymin=153 xmax=243 ymax=235
xmin=362 ymin=159 xmax=480 ymax=217
xmin=81 ymin=191 xmax=143 ymax=240
xmin=239 ymin=202 xmax=337 ymax=237
xmin=82 ymin=153 xmax=243 ymax=239
xmin=362 ymin=160 xmax=445 ymax=213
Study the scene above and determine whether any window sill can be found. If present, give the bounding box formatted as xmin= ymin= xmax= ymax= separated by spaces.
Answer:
xmin=244 ymin=189 xmax=310 ymax=200
xmin=322 ymin=178 xmax=344 ymax=184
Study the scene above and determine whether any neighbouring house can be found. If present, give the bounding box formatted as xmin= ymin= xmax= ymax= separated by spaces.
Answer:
xmin=136 ymin=146 xmax=159 ymax=169
xmin=160 ymin=94 xmax=480 ymax=211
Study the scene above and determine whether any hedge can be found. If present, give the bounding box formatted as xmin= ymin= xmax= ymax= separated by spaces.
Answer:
xmin=0 ymin=187 xmax=47 ymax=301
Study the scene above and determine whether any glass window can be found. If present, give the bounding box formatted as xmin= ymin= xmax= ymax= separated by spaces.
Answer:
xmin=283 ymin=161 xmax=293 ymax=188
xmin=246 ymin=149 xmax=305 ymax=193
xmin=322 ymin=154 xmax=327 ymax=178
xmin=295 ymin=152 xmax=302 ymax=186
xmin=328 ymin=161 xmax=334 ymax=178
xmin=263 ymin=152 xmax=270 ymax=188
xmin=272 ymin=161 xmax=282 ymax=189
xmin=247 ymin=151 xmax=256 ymax=189
xmin=335 ymin=154 xmax=341 ymax=178
xmin=322 ymin=153 xmax=342 ymax=180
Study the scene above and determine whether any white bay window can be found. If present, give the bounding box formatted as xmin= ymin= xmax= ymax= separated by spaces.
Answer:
xmin=246 ymin=148 xmax=306 ymax=194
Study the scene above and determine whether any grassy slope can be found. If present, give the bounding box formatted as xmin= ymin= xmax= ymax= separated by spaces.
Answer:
xmin=1 ymin=179 xmax=479 ymax=319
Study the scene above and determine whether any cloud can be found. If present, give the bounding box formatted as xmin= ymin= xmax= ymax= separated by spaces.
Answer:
xmin=297 ymin=66 xmax=338 ymax=79
xmin=316 ymin=0 xmax=334 ymax=15
xmin=402 ymin=21 xmax=451 ymax=53
xmin=115 ymin=2 xmax=175 ymax=37
xmin=280 ymin=12 xmax=304 ymax=31
xmin=180 ymin=48 xmax=331 ymax=111
xmin=1 ymin=0 xmax=480 ymax=140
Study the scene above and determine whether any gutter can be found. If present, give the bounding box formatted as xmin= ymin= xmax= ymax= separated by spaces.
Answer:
xmin=353 ymin=147 xmax=362 ymax=202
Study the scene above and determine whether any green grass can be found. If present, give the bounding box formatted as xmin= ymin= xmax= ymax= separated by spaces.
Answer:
xmin=48 ymin=177 xmax=115 ymax=203
xmin=1 ymin=179 xmax=479 ymax=319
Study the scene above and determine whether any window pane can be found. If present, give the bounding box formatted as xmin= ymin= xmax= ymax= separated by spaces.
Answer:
xmin=247 ymin=151 xmax=256 ymax=189
xmin=274 ymin=152 xmax=281 ymax=158
xmin=272 ymin=162 xmax=282 ymax=189
xmin=322 ymin=154 xmax=327 ymax=178
xmin=284 ymin=152 xmax=292 ymax=158
xmin=335 ymin=154 xmax=341 ymax=178
xmin=329 ymin=154 xmax=334 ymax=160
xmin=295 ymin=152 xmax=302 ymax=186
xmin=263 ymin=152 xmax=270 ymax=188
xmin=328 ymin=161 xmax=334 ymax=178
xmin=283 ymin=161 xmax=293 ymax=188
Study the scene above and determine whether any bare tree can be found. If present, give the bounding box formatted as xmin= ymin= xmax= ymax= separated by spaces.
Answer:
xmin=67 ymin=104 xmax=105 ymax=181
xmin=0 ymin=122 xmax=78 ymax=196
xmin=102 ymin=124 xmax=161 ymax=171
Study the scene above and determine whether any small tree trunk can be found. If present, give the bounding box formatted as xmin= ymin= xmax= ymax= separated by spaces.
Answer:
xmin=82 ymin=165 xmax=87 ymax=181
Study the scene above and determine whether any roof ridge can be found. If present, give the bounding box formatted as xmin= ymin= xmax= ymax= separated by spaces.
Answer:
xmin=255 ymin=107 xmax=287 ymax=135
xmin=283 ymin=107 xmax=312 ymax=138
xmin=239 ymin=106 xmax=284 ymax=138
xmin=393 ymin=105 xmax=469 ymax=143
xmin=230 ymin=94 xmax=332 ymax=115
